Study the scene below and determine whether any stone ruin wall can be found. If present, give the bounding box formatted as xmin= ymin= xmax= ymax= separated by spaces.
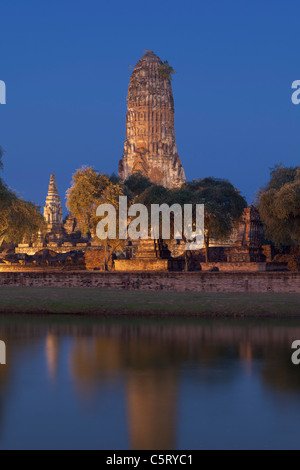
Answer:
xmin=0 ymin=270 xmax=299 ymax=293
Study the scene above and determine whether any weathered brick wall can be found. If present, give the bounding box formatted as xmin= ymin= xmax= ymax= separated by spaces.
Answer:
xmin=200 ymin=262 xmax=265 ymax=272
xmin=200 ymin=262 xmax=287 ymax=272
xmin=0 ymin=271 xmax=299 ymax=292
xmin=115 ymin=259 xmax=169 ymax=271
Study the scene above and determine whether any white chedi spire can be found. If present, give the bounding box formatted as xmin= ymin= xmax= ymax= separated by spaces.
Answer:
xmin=43 ymin=174 xmax=63 ymax=232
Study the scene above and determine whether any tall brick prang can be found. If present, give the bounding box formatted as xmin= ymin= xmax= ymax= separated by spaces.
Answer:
xmin=119 ymin=51 xmax=186 ymax=188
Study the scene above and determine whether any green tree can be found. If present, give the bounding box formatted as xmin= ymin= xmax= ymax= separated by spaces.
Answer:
xmin=66 ymin=166 xmax=125 ymax=269
xmin=257 ymin=164 xmax=300 ymax=245
xmin=136 ymin=183 xmax=170 ymax=206
xmin=109 ymin=173 xmax=121 ymax=185
xmin=66 ymin=166 xmax=124 ymax=236
xmin=135 ymin=177 xmax=246 ymax=263
xmin=124 ymin=173 xmax=152 ymax=199
xmin=158 ymin=60 xmax=176 ymax=80
xmin=185 ymin=178 xmax=247 ymax=262
xmin=0 ymin=196 xmax=45 ymax=245
xmin=0 ymin=147 xmax=45 ymax=245
xmin=135 ymin=184 xmax=171 ymax=238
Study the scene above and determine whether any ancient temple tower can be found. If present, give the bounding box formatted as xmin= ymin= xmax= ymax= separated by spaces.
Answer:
xmin=119 ymin=51 xmax=186 ymax=188
xmin=43 ymin=174 xmax=64 ymax=236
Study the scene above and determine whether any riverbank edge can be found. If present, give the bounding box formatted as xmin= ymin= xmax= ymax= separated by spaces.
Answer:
xmin=0 ymin=308 xmax=300 ymax=319
xmin=0 ymin=287 xmax=299 ymax=318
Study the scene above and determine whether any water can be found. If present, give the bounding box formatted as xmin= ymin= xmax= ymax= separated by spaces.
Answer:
xmin=0 ymin=315 xmax=300 ymax=450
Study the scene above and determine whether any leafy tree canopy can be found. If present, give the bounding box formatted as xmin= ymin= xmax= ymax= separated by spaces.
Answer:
xmin=67 ymin=168 xmax=246 ymax=263
xmin=0 ymin=147 xmax=45 ymax=245
xmin=133 ymin=177 xmax=246 ymax=261
xmin=257 ymin=164 xmax=300 ymax=245
xmin=158 ymin=60 xmax=175 ymax=80
xmin=124 ymin=172 xmax=152 ymax=199
xmin=182 ymin=178 xmax=247 ymax=260
xmin=66 ymin=166 xmax=124 ymax=236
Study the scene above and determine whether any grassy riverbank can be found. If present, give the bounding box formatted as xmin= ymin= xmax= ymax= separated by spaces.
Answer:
xmin=0 ymin=287 xmax=299 ymax=317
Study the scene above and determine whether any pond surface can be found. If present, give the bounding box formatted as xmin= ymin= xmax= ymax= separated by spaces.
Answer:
xmin=0 ymin=315 xmax=300 ymax=450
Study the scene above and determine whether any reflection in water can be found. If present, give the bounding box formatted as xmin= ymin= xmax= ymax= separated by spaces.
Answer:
xmin=127 ymin=370 xmax=177 ymax=450
xmin=0 ymin=332 xmax=9 ymax=441
xmin=239 ymin=341 xmax=253 ymax=375
xmin=0 ymin=316 xmax=300 ymax=449
xmin=46 ymin=333 xmax=61 ymax=382
xmin=68 ymin=329 xmax=179 ymax=448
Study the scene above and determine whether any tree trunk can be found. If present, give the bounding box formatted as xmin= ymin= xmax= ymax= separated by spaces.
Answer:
xmin=184 ymin=250 xmax=188 ymax=272
xmin=104 ymin=243 xmax=109 ymax=271
xmin=204 ymin=236 xmax=210 ymax=263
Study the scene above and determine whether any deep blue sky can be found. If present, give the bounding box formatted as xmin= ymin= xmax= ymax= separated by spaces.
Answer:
xmin=1 ymin=0 xmax=300 ymax=213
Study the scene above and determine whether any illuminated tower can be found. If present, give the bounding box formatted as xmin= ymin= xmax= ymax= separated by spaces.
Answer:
xmin=119 ymin=51 xmax=186 ymax=188
xmin=43 ymin=174 xmax=64 ymax=238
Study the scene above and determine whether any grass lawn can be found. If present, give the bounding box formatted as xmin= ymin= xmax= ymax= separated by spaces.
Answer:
xmin=0 ymin=287 xmax=299 ymax=317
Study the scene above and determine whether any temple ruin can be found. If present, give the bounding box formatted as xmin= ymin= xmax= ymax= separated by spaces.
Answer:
xmin=119 ymin=51 xmax=186 ymax=188
xmin=43 ymin=174 xmax=64 ymax=240
xmin=2 ymin=51 xmax=289 ymax=273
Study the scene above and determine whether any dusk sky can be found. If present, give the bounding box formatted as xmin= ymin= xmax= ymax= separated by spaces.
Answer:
xmin=1 ymin=0 xmax=300 ymax=214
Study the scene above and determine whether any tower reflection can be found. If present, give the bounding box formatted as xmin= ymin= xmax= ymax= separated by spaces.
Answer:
xmin=1 ymin=317 xmax=300 ymax=449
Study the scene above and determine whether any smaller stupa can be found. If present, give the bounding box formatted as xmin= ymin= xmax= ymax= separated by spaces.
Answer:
xmin=43 ymin=174 xmax=64 ymax=239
